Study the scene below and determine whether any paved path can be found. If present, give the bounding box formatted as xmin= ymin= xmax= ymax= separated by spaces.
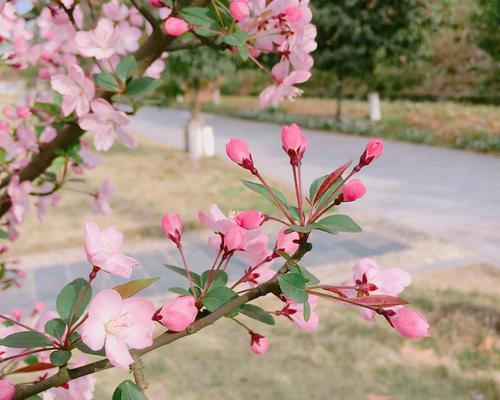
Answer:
xmin=130 ymin=108 xmax=500 ymax=267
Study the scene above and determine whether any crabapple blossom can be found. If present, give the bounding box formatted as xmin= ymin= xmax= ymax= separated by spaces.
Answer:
xmin=236 ymin=210 xmax=265 ymax=230
xmin=156 ymin=295 xmax=198 ymax=332
xmin=230 ymin=1 xmax=249 ymax=21
xmin=198 ymin=204 xmax=234 ymax=234
xmin=279 ymin=295 xmax=320 ymax=332
xmin=388 ymin=307 xmax=430 ymax=339
xmin=275 ymin=228 xmax=299 ymax=255
xmin=84 ymin=221 xmax=138 ymax=278
xmin=0 ymin=379 xmax=15 ymax=400
xmin=161 ymin=213 xmax=183 ymax=246
xmin=226 ymin=138 xmax=255 ymax=172
xmin=281 ymin=123 xmax=308 ymax=165
xmin=249 ymin=333 xmax=269 ymax=355
xmin=164 ymin=17 xmax=190 ymax=36
xmin=74 ymin=19 xmax=119 ymax=59
xmin=341 ymin=179 xmax=367 ymax=202
xmin=224 ymin=225 xmax=247 ymax=251
xmin=16 ymin=107 xmax=31 ymax=119
xmin=50 ymin=64 xmax=95 ymax=117
xmin=81 ymin=289 xmax=155 ymax=369
xmin=7 ymin=176 xmax=32 ymax=225
xmin=359 ymin=140 xmax=384 ymax=168
xmin=93 ymin=179 xmax=114 ymax=215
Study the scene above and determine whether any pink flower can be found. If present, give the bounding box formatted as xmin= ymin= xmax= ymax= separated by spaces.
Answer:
xmin=7 ymin=176 xmax=32 ymax=224
xmin=236 ymin=210 xmax=265 ymax=230
xmin=78 ymin=99 xmax=136 ymax=151
xmin=259 ymin=59 xmax=311 ymax=107
xmin=359 ymin=140 xmax=384 ymax=167
xmin=156 ymin=295 xmax=198 ymax=332
xmin=388 ymin=307 xmax=430 ymax=339
xmin=281 ymin=123 xmax=307 ymax=165
xmin=150 ymin=0 xmax=166 ymax=8
xmin=93 ymin=179 xmax=114 ymax=215
xmin=50 ymin=64 xmax=95 ymax=117
xmin=230 ymin=1 xmax=249 ymax=21
xmin=226 ymin=138 xmax=255 ymax=172
xmin=84 ymin=221 xmax=138 ymax=279
xmin=224 ymin=225 xmax=247 ymax=251
xmin=245 ymin=265 xmax=276 ymax=288
xmin=33 ymin=301 xmax=45 ymax=314
xmin=75 ymin=19 xmax=119 ymax=59
xmin=39 ymin=126 xmax=56 ymax=143
xmin=0 ymin=379 xmax=15 ymax=400
xmin=198 ymin=204 xmax=234 ymax=234
xmin=102 ymin=0 xmax=129 ymax=22
xmin=16 ymin=124 xmax=38 ymax=153
xmin=164 ymin=17 xmax=189 ymax=36
xmin=11 ymin=309 xmax=23 ymax=320
xmin=342 ymin=179 xmax=366 ymax=202
xmin=275 ymin=228 xmax=299 ymax=255
xmin=250 ymin=333 xmax=269 ymax=355
xmin=81 ymin=289 xmax=155 ymax=369
xmin=280 ymin=295 xmax=319 ymax=332
xmin=161 ymin=213 xmax=182 ymax=245
xmin=16 ymin=107 xmax=31 ymax=119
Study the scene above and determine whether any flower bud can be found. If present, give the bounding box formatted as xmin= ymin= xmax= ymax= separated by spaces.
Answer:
xmin=230 ymin=0 xmax=249 ymax=21
xmin=157 ymin=295 xmax=198 ymax=332
xmin=164 ymin=17 xmax=189 ymax=36
xmin=16 ymin=107 xmax=31 ymax=119
xmin=150 ymin=0 xmax=165 ymax=7
xmin=235 ymin=210 xmax=265 ymax=230
xmin=226 ymin=138 xmax=256 ymax=173
xmin=161 ymin=213 xmax=182 ymax=246
xmin=0 ymin=379 xmax=15 ymax=400
xmin=341 ymin=179 xmax=366 ymax=202
xmin=275 ymin=228 xmax=299 ymax=255
xmin=250 ymin=332 xmax=269 ymax=354
xmin=11 ymin=309 xmax=23 ymax=320
xmin=281 ymin=123 xmax=307 ymax=165
xmin=224 ymin=225 xmax=247 ymax=251
xmin=38 ymin=68 xmax=51 ymax=80
xmin=33 ymin=302 xmax=45 ymax=314
xmin=388 ymin=308 xmax=430 ymax=339
xmin=359 ymin=140 xmax=383 ymax=168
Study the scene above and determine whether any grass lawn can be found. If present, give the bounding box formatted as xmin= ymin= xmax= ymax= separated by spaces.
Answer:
xmin=202 ymin=96 xmax=500 ymax=153
xmin=92 ymin=263 xmax=499 ymax=400
xmin=7 ymin=135 xmax=283 ymax=256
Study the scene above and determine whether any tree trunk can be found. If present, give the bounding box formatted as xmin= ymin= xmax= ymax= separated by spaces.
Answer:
xmin=335 ymin=79 xmax=343 ymax=122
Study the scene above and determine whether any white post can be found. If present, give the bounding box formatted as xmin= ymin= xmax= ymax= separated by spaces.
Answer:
xmin=186 ymin=118 xmax=204 ymax=161
xmin=211 ymin=87 xmax=221 ymax=105
xmin=368 ymin=91 xmax=381 ymax=122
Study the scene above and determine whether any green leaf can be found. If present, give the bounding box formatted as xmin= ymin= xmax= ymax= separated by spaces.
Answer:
xmin=50 ymin=350 xmax=72 ymax=367
xmin=0 ymin=148 xmax=6 ymax=164
xmin=26 ymin=396 xmax=43 ymax=400
xmin=241 ymin=180 xmax=290 ymax=212
xmin=0 ymin=229 xmax=8 ymax=239
xmin=202 ymin=287 xmax=238 ymax=312
xmin=278 ymin=272 xmax=308 ymax=303
xmin=180 ymin=7 xmax=218 ymax=28
xmin=169 ymin=287 xmax=191 ymax=295
xmin=34 ymin=102 xmax=60 ymax=116
xmin=316 ymin=214 xmax=362 ymax=234
xmin=222 ymin=31 xmax=248 ymax=47
xmin=239 ymin=304 xmax=275 ymax=325
xmin=285 ymin=223 xmax=322 ymax=234
xmin=112 ymin=380 xmax=149 ymax=400
xmin=296 ymin=265 xmax=320 ymax=286
xmin=116 ymin=56 xmax=137 ymax=83
xmin=309 ymin=175 xmax=326 ymax=201
xmin=56 ymin=278 xmax=92 ymax=324
xmin=303 ymin=301 xmax=311 ymax=321
xmin=75 ymin=341 xmax=106 ymax=356
xmin=93 ymin=73 xmax=120 ymax=91
xmin=125 ymin=77 xmax=161 ymax=98
xmin=200 ymin=270 xmax=228 ymax=290
xmin=114 ymin=277 xmax=159 ymax=299
xmin=24 ymin=355 xmax=39 ymax=365
xmin=164 ymin=264 xmax=202 ymax=287
xmin=0 ymin=331 xmax=52 ymax=348
xmin=44 ymin=319 xmax=67 ymax=339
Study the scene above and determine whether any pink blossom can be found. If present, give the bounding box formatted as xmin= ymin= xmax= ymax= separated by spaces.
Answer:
xmin=224 ymin=225 xmax=247 ymax=251
xmin=84 ymin=221 xmax=138 ymax=278
xmin=144 ymin=59 xmax=165 ymax=79
xmin=16 ymin=124 xmax=38 ymax=153
xmin=93 ymin=179 xmax=114 ymax=215
xmin=275 ymin=228 xmax=299 ymax=255
xmin=161 ymin=213 xmax=182 ymax=245
xmin=7 ymin=176 xmax=32 ymax=224
xmin=236 ymin=210 xmax=265 ymax=230
xmin=0 ymin=379 xmax=15 ymax=400
xmin=226 ymin=138 xmax=255 ymax=172
xmin=230 ymin=1 xmax=249 ymax=21
xmin=157 ymin=295 xmax=198 ymax=332
xmin=16 ymin=106 xmax=31 ymax=119
xmin=164 ymin=17 xmax=189 ymax=36
xmin=78 ymin=99 xmax=136 ymax=151
xmin=115 ymin=22 xmax=141 ymax=54
xmin=250 ymin=333 xmax=269 ymax=355
xmin=35 ymin=183 xmax=61 ymax=221
xmin=38 ymin=68 xmax=51 ymax=80
xmin=281 ymin=123 xmax=307 ymax=165
xmin=75 ymin=19 xmax=119 ymax=59
xmin=150 ymin=0 xmax=166 ymax=8
xmin=360 ymin=140 xmax=384 ymax=167
xmin=81 ymin=289 xmax=155 ymax=369
xmin=198 ymin=204 xmax=234 ymax=234
xmin=245 ymin=265 xmax=276 ymax=288
xmin=102 ymin=0 xmax=129 ymax=22
xmin=50 ymin=64 xmax=95 ymax=117
xmin=11 ymin=309 xmax=23 ymax=320
xmin=33 ymin=301 xmax=45 ymax=314
xmin=280 ymin=295 xmax=319 ymax=332
xmin=342 ymin=179 xmax=366 ymax=202
xmin=39 ymin=126 xmax=57 ymax=143
xmin=388 ymin=307 xmax=430 ymax=339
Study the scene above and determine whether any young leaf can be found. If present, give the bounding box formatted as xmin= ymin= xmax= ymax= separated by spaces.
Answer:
xmin=345 ymin=295 xmax=409 ymax=308
xmin=278 ymin=272 xmax=308 ymax=303
xmin=56 ymin=278 xmax=92 ymax=324
xmin=0 ymin=228 xmax=8 ymax=239
xmin=113 ymin=277 xmax=159 ymax=299
xmin=0 ymin=331 xmax=52 ymax=348
xmin=93 ymin=73 xmax=120 ymax=91
xmin=303 ymin=300 xmax=311 ymax=321
xmin=112 ymin=380 xmax=149 ymax=400
xmin=285 ymin=223 xmax=321 ymax=234
xmin=180 ymin=7 xmax=218 ymax=29
xmin=75 ymin=341 xmax=106 ymax=357
xmin=241 ymin=180 xmax=289 ymax=211
xmin=239 ymin=304 xmax=275 ymax=325
xmin=201 ymin=270 xmax=228 ymax=290
xmin=164 ymin=264 xmax=202 ymax=287
xmin=116 ymin=56 xmax=137 ymax=83
xmin=11 ymin=362 xmax=54 ymax=374
xmin=312 ymin=160 xmax=352 ymax=205
xmin=294 ymin=265 xmax=320 ymax=286
xmin=202 ymin=287 xmax=238 ymax=312
xmin=125 ymin=77 xmax=160 ymax=98
xmin=50 ymin=350 xmax=72 ymax=367
xmin=44 ymin=318 xmax=67 ymax=339
xmin=169 ymin=287 xmax=191 ymax=295
xmin=222 ymin=31 xmax=248 ymax=47
xmin=316 ymin=215 xmax=362 ymax=234
xmin=33 ymin=102 xmax=60 ymax=116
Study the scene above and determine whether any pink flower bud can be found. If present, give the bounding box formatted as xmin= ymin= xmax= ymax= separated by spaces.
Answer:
xmin=224 ymin=225 xmax=247 ymax=251
xmin=341 ymin=179 xmax=366 ymax=202
xmin=284 ymin=6 xmax=301 ymax=23
xmin=230 ymin=0 xmax=249 ymax=21
xmin=281 ymin=123 xmax=308 ymax=165
xmin=250 ymin=332 xmax=269 ymax=354
xmin=161 ymin=213 xmax=182 ymax=245
xmin=16 ymin=107 xmax=31 ymax=119
xmin=235 ymin=210 xmax=265 ymax=230
xmin=157 ymin=295 xmax=198 ymax=332
xmin=359 ymin=140 xmax=384 ymax=167
xmin=11 ymin=309 xmax=23 ymax=320
xmin=226 ymin=138 xmax=256 ymax=173
xmin=389 ymin=308 xmax=430 ymax=339
xmin=38 ymin=68 xmax=51 ymax=80
xmin=0 ymin=245 xmax=8 ymax=254
xmin=150 ymin=0 xmax=165 ymax=7
xmin=275 ymin=228 xmax=299 ymax=255
xmin=33 ymin=302 xmax=45 ymax=314
xmin=0 ymin=379 xmax=15 ymax=400
xmin=164 ymin=17 xmax=189 ymax=36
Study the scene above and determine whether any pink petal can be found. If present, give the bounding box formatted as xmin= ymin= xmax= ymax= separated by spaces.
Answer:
xmin=105 ymin=335 xmax=133 ymax=369
xmin=81 ymin=317 xmax=106 ymax=351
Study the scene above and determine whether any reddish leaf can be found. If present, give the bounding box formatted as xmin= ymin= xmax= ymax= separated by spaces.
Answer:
xmin=12 ymin=362 xmax=55 ymax=374
xmin=346 ymin=295 xmax=408 ymax=308
xmin=114 ymin=277 xmax=159 ymax=299
xmin=313 ymin=160 xmax=352 ymax=205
